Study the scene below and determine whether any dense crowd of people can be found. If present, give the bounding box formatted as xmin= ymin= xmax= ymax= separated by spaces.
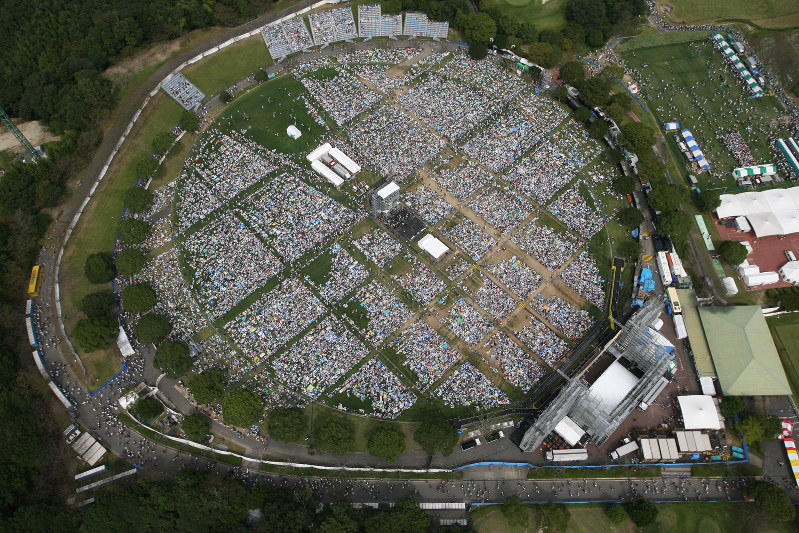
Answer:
xmin=308 ymin=6 xmax=357 ymax=46
xmin=444 ymin=218 xmax=496 ymax=261
xmin=467 ymin=187 xmax=533 ymax=234
xmin=307 ymin=244 xmax=369 ymax=304
xmin=482 ymin=332 xmax=547 ymax=391
xmin=432 ymin=159 xmax=492 ymax=203
xmin=471 ymin=275 xmax=519 ymax=321
xmin=271 ymin=315 xmax=369 ymax=400
xmin=347 ymin=279 xmax=412 ymax=345
xmin=515 ymin=314 xmax=570 ymax=367
xmin=487 ymin=257 xmax=543 ymax=299
xmin=299 ymin=65 xmax=381 ymax=125
xmin=393 ymin=319 xmax=461 ymax=390
xmin=395 ymin=254 xmax=446 ymax=303
xmin=353 ymin=227 xmax=404 ymax=267
xmin=560 ymin=251 xmax=606 ymax=309
xmin=435 ymin=362 xmax=509 ymax=409
xmin=338 ymin=358 xmax=417 ymax=418
xmin=441 ymin=298 xmax=494 ymax=346
xmin=403 ymin=184 xmax=452 ymax=225
xmin=530 ymin=295 xmax=594 ymax=341
xmin=513 ymin=220 xmax=580 ymax=272
xmin=547 ymin=185 xmax=606 ymax=239
xmin=718 ymin=130 xmax=756 ymax=167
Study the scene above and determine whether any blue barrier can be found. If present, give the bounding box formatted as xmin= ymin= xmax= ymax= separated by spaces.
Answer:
xmin=89 ymin=360 xmax=128 ymax=397
xmin=613 ymin=77 xmax=649 ymax=113
xmin=581 ymin=57 xmax=601 ymax=67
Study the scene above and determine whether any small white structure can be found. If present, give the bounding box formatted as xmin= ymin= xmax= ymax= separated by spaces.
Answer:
xmin=554 ymin=416 xmax=585 ymax=446
xmin=744 ymin=271 xmax=780 ymax=287
xmin=117 ymin=327 xmax=135 ymax=357
xmin=675 ymin=430 xmax=713 ymax=453
xmin=734 ymin=216 xmax=751 ymax=232
xmin=307 ymin=142 xmax=333 ymax=162
xmin=377 ymin=181 xmax=400 ymax=199
xmin=699 ymin=376 xmax=717 ymax=396
xmin=311 ymin=160 xmax=344 ymax=187
xmin=678 ymin=395 xmax=723 ymax=430
xmin=286 ymin=125 xmax=302 ymax=139
xmin=418 ymin=234 xmax=449 ymax=260
xmin=780 ymin=261 xmax=799 ymax=284
xmin=118 ymin=391 xmax=139 ymax=410
xmin=329 ymin=147 xmax=361 ymax=174
xmin=722 ymin=276 xmax=739 ymax=295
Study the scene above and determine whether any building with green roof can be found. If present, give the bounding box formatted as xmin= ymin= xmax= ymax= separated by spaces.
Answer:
xmin=697 ymin=306 xmax=791 ymax=396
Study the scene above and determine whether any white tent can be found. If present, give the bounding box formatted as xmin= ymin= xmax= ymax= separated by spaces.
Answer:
xmin=738 ymin=264 xmax=759 ymax=277
xmin=678 ymin=395 xmax=722 ymax=430
xmin=722 ymin=276 xmax=739 ymax=295
xmin=780 ymin=261 xmax=799 ymax=284
xmin=744 ymin=271 xmax=780 ymax=286
xmin=734 ymin=216 xmax=751 ymax=232
xmin=377 ymin=181 xmax=400 ymax=199
xmin=588 ymin=361 xmax=639 ymax=415
xmin=716 ymin=186 xmax=799 ymax=237
xmin=764 ymin=189 xmax=797 ymax=212
xmin=311 ymin=160 xmax=344 ymax=187
xmin=418 ymin=234 xmax=449 ymax=260
xmin=286 ymin=125 xmax=302 ymax=139
xmin=748 ymin=212 xmax=784 ymax=237
xmin=554 ymin=416 xmax=586 ymax=446
xmin=307 ymin=142 xmax=332 ymax=162
xmin=329 ymin=147 xmax=361 ymax=174
xmin=117 ymin=327 xmax=135 ymax=357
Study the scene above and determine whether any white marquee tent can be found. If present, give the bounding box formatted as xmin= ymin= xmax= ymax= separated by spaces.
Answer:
xmin=716 ymin=187 xmax=799 ymax=237
xmin=780 ymin=261 xmax=799 ymax=284
xmin=678 ymin=395 xmax=723 ymax=430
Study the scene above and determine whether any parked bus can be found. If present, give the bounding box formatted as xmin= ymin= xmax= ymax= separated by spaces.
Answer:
xmin=27 ymin=265 xmax=42 ymax=298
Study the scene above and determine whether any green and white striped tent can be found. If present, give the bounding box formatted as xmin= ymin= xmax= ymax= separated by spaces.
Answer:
xmin=732 ymin=164 xmax=777 ymax=179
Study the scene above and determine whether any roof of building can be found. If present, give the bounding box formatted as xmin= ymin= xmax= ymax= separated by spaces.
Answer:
xmin=587 ymin=360 xmax=638 ymax=415
xmin=697 ymin=306 xmax=791 ymax=396
xmin=377 ymin=181 xmax=400 ymax=199
xmin=418 ymin=234 xmax=449 ymax=259
xmin=678 ymin=289 xmax=716 ymax=377
xmin=554 ymin=416 xmax=585 ymax=446
xmin=678 ymin=395 xmax=722 ymax=430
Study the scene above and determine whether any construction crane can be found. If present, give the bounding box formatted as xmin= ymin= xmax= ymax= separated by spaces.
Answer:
xmin=0 ymin=105 xmax=39 ymax=161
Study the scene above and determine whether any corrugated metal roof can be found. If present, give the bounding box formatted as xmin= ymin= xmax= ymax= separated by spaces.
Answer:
xmin=678 ymin=289 xmax=716 ymax=377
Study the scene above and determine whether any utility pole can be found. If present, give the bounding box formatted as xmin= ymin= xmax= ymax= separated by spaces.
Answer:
xmin=0 ymin=105 xmax=39 ymax=161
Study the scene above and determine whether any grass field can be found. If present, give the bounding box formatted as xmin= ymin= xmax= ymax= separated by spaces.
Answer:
xmin=621 ymin=38 xmax=791 ymax=190
xmin=217 ymin=75 xmax=328 ymax=155
xmin=183 ymin=35 xmax=273 ymax=97
xmin=767 ymin=313 xmax=799 ymax=403
xmin=660 ymin=0 xmax=799 ymax=29
xmin=750 ymin=29 xmax=799 ymax=96
xmin=480 ymin=0 xmax=567 ymax=31
xmin=470 ymin=502 xmax=798 ymax=533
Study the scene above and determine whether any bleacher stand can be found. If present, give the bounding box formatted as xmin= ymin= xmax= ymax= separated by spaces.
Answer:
xmin=309 ymin=7 xmax=357 ymax=46
xmin=161 ymin=73 xmax=205 ymax=110
xmin=358 ymin=4 xmax=381 ymax=37
xmin=426 ymin=20 xmax=449 ymax=39
xmin=381 ymin=14 xmax=403 ymax=36
xmin=403 ymin=12 xmax=428 ymax=36
xmin=260 ymin=16 xmax=313 ymax=59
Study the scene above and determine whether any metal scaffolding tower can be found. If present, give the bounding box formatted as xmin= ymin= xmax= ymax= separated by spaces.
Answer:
xmin=518 ymin=298 xmax=674 ymax=452
xmin=0 ymin=105 xmax=38 ymax=160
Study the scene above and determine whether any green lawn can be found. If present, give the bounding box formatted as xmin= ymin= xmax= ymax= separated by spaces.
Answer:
xmin=182 ymin=35 xmax=273 ymax=97
xmin=621 ymin=39 xmax=791 ymax=191
xmin=471 ymin=502 xmax=798 ymax=533
xmin=216 ymin=75 xmax=328 ymax=156
xmin=661 ymin=0 xmax=799 ymax=29
xmin=767 ymin=313 xmax=799 ymax=403
xmin=480 ymin=0 xmax=567 ymax=31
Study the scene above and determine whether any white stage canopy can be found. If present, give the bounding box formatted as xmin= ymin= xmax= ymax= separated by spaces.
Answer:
xmin=554 ymin=416 xmax=586 ymax=446
xmin=717 ymin=186 xmax=799 ymax=237
xmin=588 ymin=360 xmax=639 ymax=415
xmin=418 ymin=234 xmax=449 ymax=259
xmin=678 ymin=395 xmax=722 ymax=430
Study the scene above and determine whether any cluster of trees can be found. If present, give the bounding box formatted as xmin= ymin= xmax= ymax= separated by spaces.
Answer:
xmin=502 ymin=496 xmax=570 ymax=530
xmin=718 ymin=240 xmax=748 ymax=266
xmin=767 ymin=287 xmax=799 ymax=312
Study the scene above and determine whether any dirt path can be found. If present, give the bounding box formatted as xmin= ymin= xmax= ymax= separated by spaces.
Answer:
xmin=0 ymin=120 xmax=59 ymax=152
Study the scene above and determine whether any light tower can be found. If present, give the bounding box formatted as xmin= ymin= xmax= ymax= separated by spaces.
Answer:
xmin=0 ymin=105 xmax=39 ymax=161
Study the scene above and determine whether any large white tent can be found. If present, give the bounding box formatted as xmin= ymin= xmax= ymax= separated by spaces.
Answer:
xmin=780 ymin=261 xmax=799 ymax=284
xmin=554 ymin=416 xmax=586 ymax=446
xmin=717 ymin=186 xmax=799 ymax=237
xmin=418 ymin=234 xmax=449 ymax=260
xmin=678 ymin=395 xmax=723 ymax=430
xmin=588 ymin=361 xmax=639 ymax=415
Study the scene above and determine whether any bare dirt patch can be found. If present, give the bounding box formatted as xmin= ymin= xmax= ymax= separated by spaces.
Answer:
xmin=0 ymin=120 xmax=59 ymax=152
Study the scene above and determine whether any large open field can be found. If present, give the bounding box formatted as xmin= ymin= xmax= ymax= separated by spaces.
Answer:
xmin=621 ymin=37 xmax=792 ymax=189
xmin=751 ymin=29 xmax=799 ymax=98
xmin=480 ymin=0 xmax=567 ymax=31
xmin=470 ymin=502 xmax=798 ymax=533
xmin=659 ymin=0 xmax=799 ymax=29
xmin=183 ymin=35 xmax=274 ymax=98
xmin=767 ymin=313 xmax=799 ymax=403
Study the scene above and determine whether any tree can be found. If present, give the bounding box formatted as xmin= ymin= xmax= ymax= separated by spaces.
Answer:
xmin=719 ymin=240 xmax=748 ymax=266
xmin=613 ymin=174 xmax=636 ymax=195
xmin=657 ymin=211 xmax=692 ymax=243
xmin=413 ymin=407 xmax=458 ymax=456
xmin=745 ymin=481 xmax=796 ymax=523
xmin=560 ymin=60 xmax=586 ymax=86
xmin=574 ymin=106 xmax=591 ymax=123
xmin=153 ymin=340 xmax=192 ymax=378
xmin=122 ymin=282 xmax=157 ymax=314
xmin=367 ymin=424 xmax=406 ymax=463
xmin=576 ymin=76 xmax=611 ymax=108
xmin=364 ymin=495 xmax=431 ymax=533
xmin=695 ymin=189 xmax=721 ymax=212
xmin=586 ymin=28 xmax=605 ymax=48
xmin=186 ymin=368 xmax=226 ymax=405
xmin=619 ymin=238 xmax=641 ymax=260
xmin=267 ymin=407 xmax=307 ymax=442
xmin=115 ymin=248 xmax=146 ymax=276
xmin=219 ymin=90 xmax=233 ymax=103
xmin=73 ymin=317 xmax=118 ymax=352
xmin=152 ymin=131 xmax=174 ymax=155
xmin=737 ymin=414 xmax=778 ymax=445
xmin=254 ymin=69 xmax=268 ymax=82
xmin=455 ymin=12 xmax=496 ymax=44
xmin=81 ymin=290 xmax=114 ymax=318
xmin=554 ymin=85 xmax=569 ymax=102
xmin=719 ymin=396 xmax=743 ymax=419
xmin=501 ymin=495 xmax=527 ymax=527
xmin=618 ymin=206 xmax=644 ymax=229
xmin=182 ymin=413 xmax=209 ymax=442
xmin=538 ymin=503 xmax=570 ymax=531
xmin=179 ymin=109 xmax=199 ymax=132
xmin=124 ymin=187 xmax=154 ymax=214
xmin=135 ymin=312 xmax=171 ymax=345
xmin=223 ymin=388 xmax=263 ymax=427
xmin=589 ymin=118 xmax=609 ymax=139
xmin=315 ymin=417 xmax=355 ymax=455
xmin=602 ymin=63 xmax=625 ymax=80
xmin=85 ymin=252 xmax=114 ymax=283
xmin=526 ymin=42 xmax=562 ymax=69
xmin=135 ymin=156 xmax=159 ymax=180
xmin=626 ymin=498 xmax=658 ymax=527
xmin=636 ymin=153 xmax=666 ymax=183
xmin=118 ymin=218 xmax=151 ymax=245
xmin=620 ymin=122 xmax=656 ymax=154
xmin=133 ymin=396 xmax=163 ymax=421
xmin=468 ymin=42 xmax=488 ymax=60
xmin=648 ymin=184 xmax=687 ymax=212
xmin=35 ymin=180 xmax=64 ymax=207
xmin=606 ymin=503 xmax=627 ymax=524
